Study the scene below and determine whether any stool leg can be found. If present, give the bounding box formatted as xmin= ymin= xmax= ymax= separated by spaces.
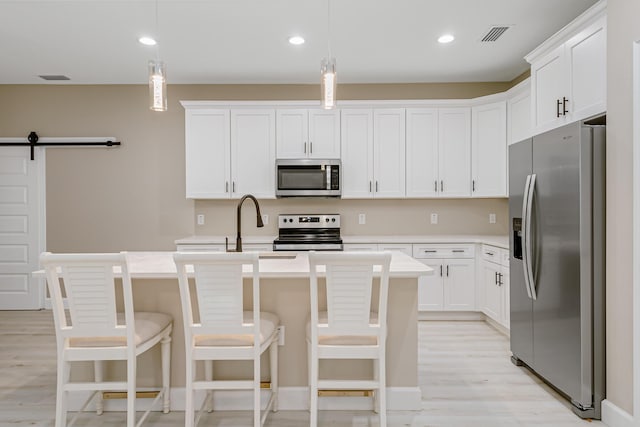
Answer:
xmin=308 ymin=341 xmax=318 ymax=427
xmin=204 ymin=360 xmax=213 ymax=412
xmin=55 ymin=359 xmax=70 ymax=427
xmin=126 ymin=355 xmax=136 ymax=427
xmin=161 ymin=333 xmax=172 ymax=413
xmin=269 ymin=340 xmax=279 ymax=412
xmin=94 ymin=360 xmax=104 ymax=415
xmin=378 ymin=354 xmax=387 ymax=427
xmin=185 ymin=359 xmax=195 ymax=427
xmin=253 ymin=357 xmax=260 ymax=427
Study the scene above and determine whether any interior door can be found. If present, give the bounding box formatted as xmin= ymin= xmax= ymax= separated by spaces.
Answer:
xmin=0 ymin=147 xmax=45 ymax=309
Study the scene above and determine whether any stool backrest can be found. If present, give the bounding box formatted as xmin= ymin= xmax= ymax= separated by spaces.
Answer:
xmin=173 ymin=252 xmax=260 ymax=345
xmin=40 ymin=252 xmax=134 ymax=346
xmin=308 ymin=251 xmax=392 ymax=340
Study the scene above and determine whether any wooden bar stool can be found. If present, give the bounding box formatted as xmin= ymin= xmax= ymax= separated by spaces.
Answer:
xmin=41 ymin=252 xmax=173 ymax=427
xmin=307 ymin=251 xmax=392 ymax=427
xmin=173 ymin=251 xmax=279 ymax=427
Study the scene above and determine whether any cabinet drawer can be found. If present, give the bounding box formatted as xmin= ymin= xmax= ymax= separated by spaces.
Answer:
xmin=481 ymin=244 xmax=501 ymax=263
xmin=176 ymin=244 xmax=224 ymax=252
xmin=413 ymin=244 xmax=474 ymax=259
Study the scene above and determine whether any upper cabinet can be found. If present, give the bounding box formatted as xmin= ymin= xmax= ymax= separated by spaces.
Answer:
xmin=276 ymin=109 xmax=340 ymax=159
xmin=527 ymin=2 xmax=606 ymax=134
xmin=182 ymin=105 xmax=275 ymax=199
xmin=471 ymin=101 xmax=507 ymax=197
xmin=406 ymin=107 xmax=471 ymax=198
xmin=507 ymin=79 xmax=532 ymax=145
xmin=341 ymin=108 xmax=405 ymax=198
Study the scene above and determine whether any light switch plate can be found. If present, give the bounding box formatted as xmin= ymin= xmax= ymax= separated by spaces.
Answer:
xmin=262 ymin=214 xmax=269 ymax=225
xmin=358 ymin=214 xmax=366 ymax=225
xmin=489 ymin=213 xmax=496 ymax=224
xmin=430 ymin=213 xmax=438 ymax=224
xmin=196 ymin=214 xmax=205 ymax=225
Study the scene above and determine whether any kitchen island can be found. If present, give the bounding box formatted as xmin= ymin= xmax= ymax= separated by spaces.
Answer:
xmin=36 ymin=251 xmax=431 ymax=411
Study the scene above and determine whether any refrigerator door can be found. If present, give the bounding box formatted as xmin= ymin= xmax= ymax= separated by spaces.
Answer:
xmin=531 ymin=122 xmax=589 ymax=405
xmin=508 ymin=138 xmax=534 ymax=367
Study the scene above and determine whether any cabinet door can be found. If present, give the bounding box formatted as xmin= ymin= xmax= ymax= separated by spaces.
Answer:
xmin=378 ymin=243 xmax=412 ymax=255
xmin=438 ymin=108 xmax=471 ymax=197
xmin=406 ymin=108 xmax=439 ymax=197
xmin=309 ymin=110 xmax=340 ymax=158
xmin=343 ymin=243 xmax=379 ymax=251
xmin=531 ymin=44 xmax=567 ymax=132
xmin=443 ymin=258 xmax=475 ymax=310
xmin=231 ymin=109 xmax=276 ymax=199
xmin=418 ymin=259 xmax=444 ymax=311
xmin=472 ymin=101 xmax=507 ymax=197
xmin=185 ymin=109 xmax=231 ymax=199
xmin=566 ymin=16 xmax=606 ymax=122
xmin=373 ymin=109 xmax=406 ymax=198
xmin=501 ymin=270 xmax=510 ymax=328
xmin=276 ymin=109 xmax=308 ymax=159
xmin=481 ymin=260 xmax=502 ymax=321
xmin=508 ymin=85 xmax=532 ymax=145
xmin=341 ymin=109 xmax=374 ymax=198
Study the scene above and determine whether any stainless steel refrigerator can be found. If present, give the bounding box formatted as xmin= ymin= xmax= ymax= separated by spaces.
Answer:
xmin=508 ymin=119 xmax=605 ymax=419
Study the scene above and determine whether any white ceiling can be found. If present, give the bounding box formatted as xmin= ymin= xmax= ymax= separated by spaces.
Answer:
xmin=0 ymin=0 xmax=599 ymax=85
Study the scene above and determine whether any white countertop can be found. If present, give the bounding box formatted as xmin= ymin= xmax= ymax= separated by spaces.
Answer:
xmin=34 ymin=251 xmax=432 ymax=279
xmin=176 ymin=234 xmax=509 ymax=249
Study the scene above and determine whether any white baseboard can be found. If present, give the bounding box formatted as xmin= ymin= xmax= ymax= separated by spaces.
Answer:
xmin=418 ymin=311 xmax=484 ymax=321
xmin=601 ymin=399 xmax=634 ymax=427
xmin=483 ymin=315 xmax=510 ymax=337
xmin=67 ymin=386 xmax=422 ymax=412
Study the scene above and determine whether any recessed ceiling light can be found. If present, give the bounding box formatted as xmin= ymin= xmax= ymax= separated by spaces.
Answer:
xmin=138 ymin=36 xmax=157 ymax=46
xmin=438 ymin=34 xmax=455 ymax=44
xmin=288 ymin=36 xmax=305 ymax=45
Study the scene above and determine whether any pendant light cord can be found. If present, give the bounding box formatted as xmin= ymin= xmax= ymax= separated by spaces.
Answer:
xmin=155 ymin=0 xmax=160 ymax=61
xmin=327 ymin=0 xmax=331 ymax=58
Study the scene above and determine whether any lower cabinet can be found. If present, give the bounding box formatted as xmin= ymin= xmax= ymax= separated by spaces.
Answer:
xmin=480 ymin=244 xmax=510 ymax=328
xmin=413 ymin=244 xmax=476 ymax=311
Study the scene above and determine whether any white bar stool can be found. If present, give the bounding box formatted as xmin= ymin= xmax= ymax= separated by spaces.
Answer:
xmin=173 ymin=251 xmax=279 ymax=427
xmin=41 ymin=252 xmax=173 ymax=427
xmin=307 ymin=251 xmax=392 ymax=427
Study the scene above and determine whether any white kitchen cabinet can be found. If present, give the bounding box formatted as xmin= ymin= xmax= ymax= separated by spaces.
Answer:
xmin=507 ymin=80 xmax=532 ymax=145
xmin=343 ymin=243 xmax=379 ymax=252
xmin=344 ymin=243 xmax=412 ymax=254
xmin=413 ymin=244 xmax=475 ymax=311
xmin=230 ymin=109 xmax=276 ymax=199
xmin=406 ymin=108 xmax=471 ymax=198
xmin=183 ymin=107 xmax=276 ymax=199
xmin=276 ymin=109 xmax=340 ymax=159
xmin=184 ymin=109 xmax=231 ymax=198
xmin=341 ymin=109 xmax=405 ymax=198
xmin=471 ymin=101 xmax=507 ymax=197
xmin=527 ymin=6 xmax=606 ymax=134
xmin=480 ymin=244 xmax=510 ymax=328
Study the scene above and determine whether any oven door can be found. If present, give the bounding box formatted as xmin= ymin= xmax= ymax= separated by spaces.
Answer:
xmin=276 ymin=159 xmax=341 ymax=197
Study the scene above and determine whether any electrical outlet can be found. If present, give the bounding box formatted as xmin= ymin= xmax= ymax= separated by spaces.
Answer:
xmin=262 ymin=214 xmax=269 ymax=225
xmin=358 ymin=213 xmax=366 ymax=225
xmin=430 ymin=213 xmax=438 ymax=224
xmin=196 ymin=214 xmax=205 ymax=225
xmin=277 ymin=326 xmax=285 ymax=346
xmin=489 ymin=213 xmax=496 ymax=224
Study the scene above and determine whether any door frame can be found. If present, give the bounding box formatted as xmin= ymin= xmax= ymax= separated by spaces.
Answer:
xmin=633 ymin=39 xmax=640 ymax=427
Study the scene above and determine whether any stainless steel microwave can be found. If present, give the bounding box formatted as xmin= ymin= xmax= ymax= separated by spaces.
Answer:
xmin=275 ymin=159 xmax=341 ymax=197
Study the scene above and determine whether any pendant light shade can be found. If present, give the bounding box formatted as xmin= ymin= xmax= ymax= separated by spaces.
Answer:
xmin=320 ymin=57 xmax=336 ymax=109
xmin=149 ymin=60 xmax=167 ymax=112
xmin=320 ymin=0 xmax=336 ymax=109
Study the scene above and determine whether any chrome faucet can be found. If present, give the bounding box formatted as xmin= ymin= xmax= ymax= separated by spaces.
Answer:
xmin=226 ymin=194 xmax=264 ymax=252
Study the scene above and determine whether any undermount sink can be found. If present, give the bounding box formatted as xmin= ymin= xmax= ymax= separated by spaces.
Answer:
xmin=258 ymin=252 xmax=297 ymax=260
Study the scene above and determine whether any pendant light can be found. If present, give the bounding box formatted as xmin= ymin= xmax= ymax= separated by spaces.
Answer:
xmin=148 ymin=0 xmax=167 ymax=111
xmin=320 ymin=0 xmax=336 ymax=109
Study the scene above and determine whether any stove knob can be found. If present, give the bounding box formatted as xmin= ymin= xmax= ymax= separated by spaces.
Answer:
xmin=289 ymin=218 xmax=294 ymax=223
xmin=326 ymin=218 xmax=330 ymax=222
xmin=331 ymin=218 xmax=336 ymax=222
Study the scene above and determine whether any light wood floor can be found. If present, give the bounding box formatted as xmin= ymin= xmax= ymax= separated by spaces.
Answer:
xmin=0 ymin=311 xmax=606 ymax=426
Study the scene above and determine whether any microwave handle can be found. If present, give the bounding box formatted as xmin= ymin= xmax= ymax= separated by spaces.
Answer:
xmin=326 ymin=165 xmax=331 ymax=190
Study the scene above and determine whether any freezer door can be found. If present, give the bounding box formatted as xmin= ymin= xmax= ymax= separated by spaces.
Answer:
xmin=531 ymin=122 xmax=589 ymax=405
xmin=508 ymin=138 xmax=533 ymax=366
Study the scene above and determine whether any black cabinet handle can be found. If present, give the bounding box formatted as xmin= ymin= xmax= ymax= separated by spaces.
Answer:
xmin=440 ymin=265 xmax=443 ymax=277
xmin=472 ymin=180 xmax=476 ymax=192
xmin=446 ymin=265 xmax=449 ymax=277
xmin=562 ymin=97 xmax=569 ymax=115
xmin=556 ymin=99 xmax=562 ymax=118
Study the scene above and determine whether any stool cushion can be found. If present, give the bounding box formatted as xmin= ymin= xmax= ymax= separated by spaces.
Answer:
xmin=194 ymin=311 xmax=279 ymax=347
xmin=69 ymin=312 xmax=172 ymax=347
xmin=306 ymin=311 xmax=379 ymax=345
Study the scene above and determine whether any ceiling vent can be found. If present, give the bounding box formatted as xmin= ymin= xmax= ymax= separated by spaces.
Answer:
xmin=480 ymin=26 xmax=511 ymax=42
xmin=38 ymin=75 xmax=70 ymax=81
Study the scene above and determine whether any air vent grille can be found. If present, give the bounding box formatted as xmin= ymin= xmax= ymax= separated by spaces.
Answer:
xmin=38 ymin=75 xmax=70 ymax=81
xmin=480 ymin=26 xmax=510 ymax=42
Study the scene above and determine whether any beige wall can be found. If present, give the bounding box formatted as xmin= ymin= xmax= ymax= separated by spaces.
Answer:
xmin=0 ymin=83 xmax=510 ymax=253
xmin=606 ymin=0 xmax=638 ymax=415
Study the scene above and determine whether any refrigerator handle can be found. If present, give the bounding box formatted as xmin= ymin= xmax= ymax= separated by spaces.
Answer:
xmin=521 ymin=174 xmax=533 ymax=300
xmin=525 ymin=174 xmax=538 ymax=300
